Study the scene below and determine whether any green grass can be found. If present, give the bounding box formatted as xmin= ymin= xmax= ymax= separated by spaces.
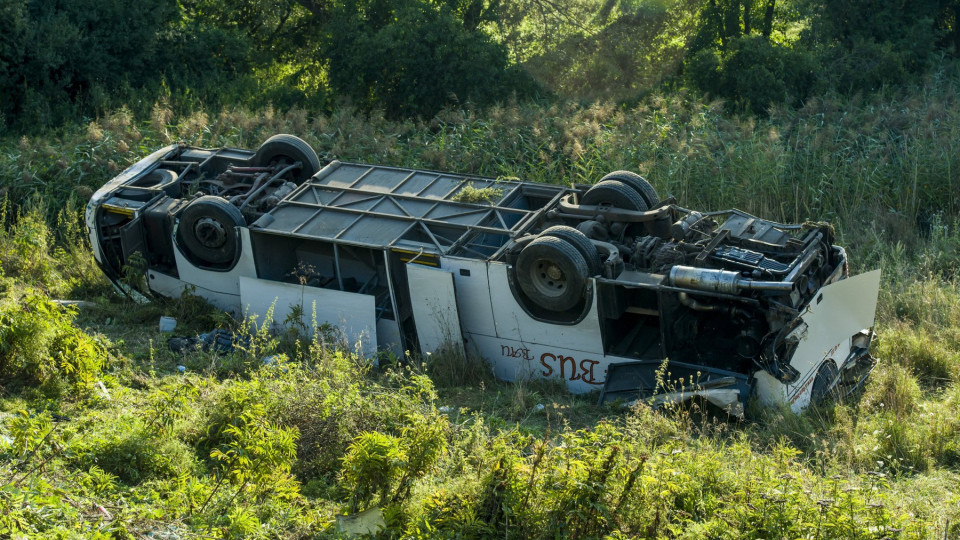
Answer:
xmin=2 ymin=82 xmax=960 ymax=537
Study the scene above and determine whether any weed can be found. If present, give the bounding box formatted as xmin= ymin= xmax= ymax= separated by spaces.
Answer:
xmin=341 ymin=431 xmax=403 ymax=512
xmin=421 ymin=345 xmax=494 ymax=389
xmin=451 ymin=183 xmax=503 ymax=203
xmin=1 ymin=82 xmax=959 ymax=536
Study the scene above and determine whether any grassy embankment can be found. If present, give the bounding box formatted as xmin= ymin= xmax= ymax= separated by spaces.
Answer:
xmin=1 ymin=78 xmax=959 ymax=537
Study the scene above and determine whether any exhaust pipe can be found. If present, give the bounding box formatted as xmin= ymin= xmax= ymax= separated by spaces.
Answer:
xmin=669 ymin=266 xmax=794 ymax=294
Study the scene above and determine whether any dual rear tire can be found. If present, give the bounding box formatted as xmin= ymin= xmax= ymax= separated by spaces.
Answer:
xmin=581 ymin=170 xmax=659 ymax=212
xmin=516 ymin=226 xmax=599 ymax=313
xmin=515 ymin=171 xmax=658 ymax=315
xmin=596 ymin=170 xmax=659 ymax=208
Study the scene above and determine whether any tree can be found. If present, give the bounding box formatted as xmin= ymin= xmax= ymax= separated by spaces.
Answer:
xmin=179 ymin=0 xmax=319 ymax=61
xmin=684 ymin=0 xmax=820 ymax=115
xmin=690 ymin=0 xmax=778 ymax=54
xmin=0 ymin=0 xmax=178 ymax=129
xmin=324 ymin=0 xmax=532 ymax=117
xmin=802 ymin=0 xmax=959 ymax=91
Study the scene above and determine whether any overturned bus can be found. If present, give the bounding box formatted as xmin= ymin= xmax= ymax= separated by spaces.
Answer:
xmin=86 ymin=134 xmax=881 ymax=415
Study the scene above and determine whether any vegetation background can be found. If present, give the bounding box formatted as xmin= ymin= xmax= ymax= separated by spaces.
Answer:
xmin=1 ymin=0 xmax=959 ymax=537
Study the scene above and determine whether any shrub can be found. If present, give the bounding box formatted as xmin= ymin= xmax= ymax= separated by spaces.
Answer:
xmin=325 ymin=0 xmax=534 ymax=117
xmin=0 ymin=292 xmax=109 ymax=397
xmin=826 ymin=38 xmax=908 ymax=93
xmin=686 ymin=36 xmax=820 ymax=115
xmin=0 ymin=203 xmax=108 ymax=297
xmin=204 ymin=405 xmax=301 ymax=513
xmin=0 ymin=209 xmax=53 ymax=286
xmin=341 ymin=431 xmax=403 ymax=511
xmin=70 ymin=416 xmax=201 ymax=485
xmin=0 ymin=0 xmax=177 ymax=130
xmin=803 ymin=0 xmax=945 ymax=93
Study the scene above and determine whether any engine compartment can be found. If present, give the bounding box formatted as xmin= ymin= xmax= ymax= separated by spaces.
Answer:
xmin=512 ymin=186 xmax=847 ymax=387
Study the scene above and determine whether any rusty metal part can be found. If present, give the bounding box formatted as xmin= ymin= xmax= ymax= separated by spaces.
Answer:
xmin=557 ymin=194 xmax=674 ymax=222
xmin=671 ymin=211 xmax=703 ymax=241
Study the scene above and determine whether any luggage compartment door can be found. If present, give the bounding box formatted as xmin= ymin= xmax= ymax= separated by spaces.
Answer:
xmin=406 ymin=264 xmax=465 ymax=358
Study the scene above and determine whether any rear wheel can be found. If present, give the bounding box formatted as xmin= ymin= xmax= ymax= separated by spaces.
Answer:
xmin=177 ymin=196 xmax=245 ymax=268
xmin=581 ymin=179 xmax=650 ymax=211
xmin=516 ymin=236 xmax=589 ymax=312
xmin=600 ymin=170 xmax=659 ymax=208
xmin=540 ymin=225 xmax=602 ymax=277
xmin=253 ymin=134 xmax=322 ymax=182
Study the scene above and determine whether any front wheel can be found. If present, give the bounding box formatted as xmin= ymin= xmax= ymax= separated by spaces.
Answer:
xmin=810 ymin=360 xmax=840 ymax=404
xmin=176 ymin=196 xmax=246 ymax=268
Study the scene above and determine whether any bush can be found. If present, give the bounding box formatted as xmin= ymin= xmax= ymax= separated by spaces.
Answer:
xmin=0 ymin=292 xmax=109 ymax=397
xmin=70 ymin=417 xmax=200 ymax=485
xmin=826 ymin=38 xmax=908 ymax=92
xmin=0 ymin=203 xmax=108 ymax=300
xmin=341 ymin=431 xmax=403 ymax=511
xmin=0 ymin=0 xmax=176 ymax=130
xmin=0 ymin=0 xmax=264 ymax=131
xmin=686 ymin=36 xmax=820 ymax=115
xmin=326 ymin=0 xmax=534 ymax=117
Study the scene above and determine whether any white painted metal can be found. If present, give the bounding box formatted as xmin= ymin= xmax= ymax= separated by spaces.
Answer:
xmin=755 ymin=269 xmax=882 ymax=410
xmin=376 ymin=318 xmax=404 ymax=357
xmin=239 ymin=276 xmax=301 ymax=325
xmin=238 ymin=276 xmax=378 ymax=357
xmin=464 ymin=332 xmax=621 ymax=393
xmin=440 ymin=257 xmax=497 ymax=337
xmin=486 ymin=262 xmax=604 ymax=353
xmin=406 ymin=264 xmax=465 ymax=358
xmin=148 ymin=271 xmax=241 ymax=313
xmin=171 ymin=228 xmax=258 ymax=301
xmin=647 ymin=388 xmax=743 ymax=417
xmin=86 ymin=144 xmax=179 ymax=263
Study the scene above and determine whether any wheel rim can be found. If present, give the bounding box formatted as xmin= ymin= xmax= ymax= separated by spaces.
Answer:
xmin=530 ymin=258 xmax=568 ymax=298
xmin=194 ymin=217 xmax=227 ymax=249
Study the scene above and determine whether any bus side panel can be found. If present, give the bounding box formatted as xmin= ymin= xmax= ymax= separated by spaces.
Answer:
xmin=486 ymin=263 xmax=603 ymax=353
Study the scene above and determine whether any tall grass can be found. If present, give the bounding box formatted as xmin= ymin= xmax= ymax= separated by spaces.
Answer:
xmin=4 ymin=66 xmax=959 ymax=269
xmin=2 ymin=68 xmax=960 ymax=537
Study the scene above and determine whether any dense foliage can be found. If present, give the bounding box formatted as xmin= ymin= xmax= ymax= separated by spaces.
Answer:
xmin=1 ymin=85 xmax=960 ymax=536
xmin=684 ymin=0 xmax=960 ymax=113
xmin=3 ymin=0 xmax=959 ymax=131
xmin=0 ymin=0 xmax=257 ymax=130
xmin=324 ymin=0 xmax=532 ymax=116
xmin=2 ymin=0 xmax=960 ymax=537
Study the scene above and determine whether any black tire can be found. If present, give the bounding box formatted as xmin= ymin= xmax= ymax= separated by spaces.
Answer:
xmin=810 ymin=360 xmax=840 ymax=404
xmin=516 ymin=236 xmax=589 ymax=312
xmin=177 ymin=196 xmax=246 ymax=267
xmin=253 ymin=134 xmax=321 ymax=182
xmin=600 ymin=170 xmax=659 ymax=208
xmin=541 ymin=225 xmax=602 ymax=277
xmin=581 ymin=180 xmax=650 ymax=211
